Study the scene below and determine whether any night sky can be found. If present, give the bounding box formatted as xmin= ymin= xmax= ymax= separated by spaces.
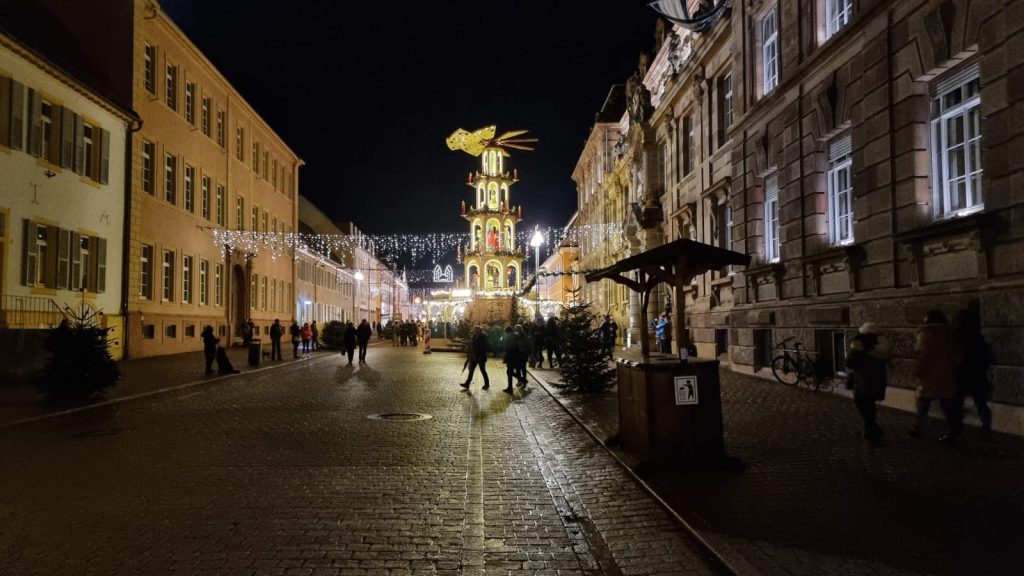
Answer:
xmin=160 ymin=0 xmax=657 ymax=242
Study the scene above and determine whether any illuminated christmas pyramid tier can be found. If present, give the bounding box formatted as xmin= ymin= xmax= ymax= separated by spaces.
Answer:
xmin=448 ymin=126 xmax=536 ymax=294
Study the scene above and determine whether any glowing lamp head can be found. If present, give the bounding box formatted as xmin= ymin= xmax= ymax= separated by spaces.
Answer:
xmin=530 ymin=229 xmax=544 ymax=248
xmin=354 ymin=271 xmax=365 ymax=282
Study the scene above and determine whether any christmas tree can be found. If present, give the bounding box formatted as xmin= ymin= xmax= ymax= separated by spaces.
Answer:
xmin=41 ymin=305 xmax=120 ymax=398
xmin=555 ymin=291 xmax=616 ymax=392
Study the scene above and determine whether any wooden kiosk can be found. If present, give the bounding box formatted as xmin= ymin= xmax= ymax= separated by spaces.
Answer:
xmin=586 ymin=239 xmax=750 ymax=463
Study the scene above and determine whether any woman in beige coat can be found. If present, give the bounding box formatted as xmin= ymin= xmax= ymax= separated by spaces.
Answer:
xmin=912 ymin=310 xmax=962 ymax=442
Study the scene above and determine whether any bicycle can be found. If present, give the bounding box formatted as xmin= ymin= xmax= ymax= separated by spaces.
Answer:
xmin=771 ymin=337 xmax=830 ymax=391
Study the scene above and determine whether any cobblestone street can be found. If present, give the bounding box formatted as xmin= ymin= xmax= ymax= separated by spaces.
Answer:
xmin=0 ymin=347 xmax=721 ymax=576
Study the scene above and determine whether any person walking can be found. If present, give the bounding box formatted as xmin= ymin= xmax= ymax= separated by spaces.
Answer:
xmin=846 ymin=322 xmax=892 ymax=445
xmin=955 ymin=301 xmax=994 ymax=441
xmin=502 ymin=326 xmax=521 ymax=393
xmin=544 ymin=317 xmax=562 ymax=369
xmin=201 ymin=325 xmax=219 ymax=374
xmin=653 ymin=312 xmax=671 ymax=354
xmin=289 ymin=321 xmax=302 ymax=359
xmin=912 ymin=310 xmax=963 ymax=442
xmin=242 ymin=319 xmax=254 ymax=348
xmin=300 ymin=323 xmax=313 ymax=357
xmin=342 ymin=321 xmax=357 ymax=365
xmin=530 ymin=317 xmax=545 ymax=368
xmin=269 ymin=319 xmax=284 ymax=361
xmin=599 ymin=315 xmax=618 ymax=359
xmin=514 ymin=324 xmax=530 ymax=388
xmin=310 ymin=321 xmax=319 ymax=351
xmin=460 ymin=325 xmax=490 ymax=390
xmin=357 ymin=319 xmax=373 ymax=363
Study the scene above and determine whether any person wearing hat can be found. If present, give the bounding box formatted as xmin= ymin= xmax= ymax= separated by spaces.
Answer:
xmin=912 ymin=310 xmax=963 ymax=442
xmin=846 ymin=322 xmax=892 ymax=444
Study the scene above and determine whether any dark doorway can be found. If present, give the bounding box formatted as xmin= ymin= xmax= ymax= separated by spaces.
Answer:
xmin=232 ymin=264 xmax=246 ymax=340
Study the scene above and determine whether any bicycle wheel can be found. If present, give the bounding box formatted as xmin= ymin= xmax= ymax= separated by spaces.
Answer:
xmin=772 ymin=355 xmax=800 ymax=386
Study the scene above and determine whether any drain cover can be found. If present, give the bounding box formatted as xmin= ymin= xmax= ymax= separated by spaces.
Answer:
xmin=368 ymin=413 xmax=432 ymax=421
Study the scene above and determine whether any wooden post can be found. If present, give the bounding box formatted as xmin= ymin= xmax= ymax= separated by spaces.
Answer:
xmin=674 ymin=253 xmax=690 ymax=354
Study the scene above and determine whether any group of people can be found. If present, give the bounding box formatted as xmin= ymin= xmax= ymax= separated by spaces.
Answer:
xmin=845 ymin=303 xmax=993 ymax=445
xmin=460 ymin=324 xmax=530 ymax=393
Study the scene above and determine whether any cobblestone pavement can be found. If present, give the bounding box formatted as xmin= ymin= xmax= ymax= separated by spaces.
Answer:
xmin=0 ymin=347 xmax=723 ymax=575
xmin=531 ymin=365 xmax=1024 ymax=576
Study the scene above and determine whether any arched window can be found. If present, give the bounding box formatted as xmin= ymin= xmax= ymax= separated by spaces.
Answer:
xmin=488 ymin=183 xmax=498 ymax=208
xmin=506 ymin=263 xmax=518 ymax=288
xmin=467 ymin=264 xmax=480 ymax=288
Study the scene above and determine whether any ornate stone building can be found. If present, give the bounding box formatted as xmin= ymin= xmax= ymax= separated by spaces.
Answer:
xmin=578 ymin=1 xmax=1024 ymax=434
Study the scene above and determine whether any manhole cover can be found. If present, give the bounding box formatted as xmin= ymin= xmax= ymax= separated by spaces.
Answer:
xmin=367 ymin=413 xmax=432 ymax=421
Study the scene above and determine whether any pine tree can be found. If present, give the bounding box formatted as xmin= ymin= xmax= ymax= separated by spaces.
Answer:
xmin=555 ymin=292 xmax=616 ymax=392
xmin=40 ymin=305 xmax=120 ymax=398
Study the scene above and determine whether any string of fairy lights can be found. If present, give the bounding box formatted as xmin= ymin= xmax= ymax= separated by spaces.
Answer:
xmin=208 ymin=222 xmax=627 ymax=278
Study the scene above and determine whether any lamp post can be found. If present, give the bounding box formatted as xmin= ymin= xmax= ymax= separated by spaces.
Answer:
xmin=354 ymin=270 xmax=364 ymax=323
xmin=530 ymin=228 xmax=544 ymax=274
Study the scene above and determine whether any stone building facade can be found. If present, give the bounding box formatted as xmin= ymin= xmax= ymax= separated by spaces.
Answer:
xmin=126 ymin=0 xmax=302 ymax=357
xmin=577 ymin=1 xmax=1024 ymax=434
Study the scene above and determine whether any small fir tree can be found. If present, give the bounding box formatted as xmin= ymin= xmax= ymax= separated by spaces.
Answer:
xmin=41 ymin=305 xmax=120 ymax=398
xmin=320 ymin=320 xmax=346 ymax=350
xmin=556 ymin=293 xmax=616 ymax=393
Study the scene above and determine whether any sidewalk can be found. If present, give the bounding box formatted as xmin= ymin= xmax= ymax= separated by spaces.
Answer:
xmin=529 ymin=364 xmax=1024 ymax=576
xmin=0 ymin=345 xmax=336 ymax=428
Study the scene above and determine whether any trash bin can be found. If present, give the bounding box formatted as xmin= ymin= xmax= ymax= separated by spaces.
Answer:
xmin=615 ymin=351 xmax=724 ymax=462
xmin=248 ymin=339 xmax=263 ymax=367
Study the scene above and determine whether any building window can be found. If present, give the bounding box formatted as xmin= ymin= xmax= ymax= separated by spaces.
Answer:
xmin=144 ymin=44 xmax=156 ymax=94
xmin=82 ymin=123 xmax=95 ymax=179
xmin=76 ymin=235 xmax=90 ymax=291
xmin=755 ymin=329 xmax=774 ymax=370
xmin=931 ymin=65 xmax=982 ymax=218
xmin=236 ymin=127 xmax=244 ymax=161
xmin=142 ymin=324 xmax=155 ymax=339
xmin=262 ymin=150 xmax=269 ymax=179
xmin=185 ymin=82 xmax=196 ymax=125
xmin=251 ymin=273 xmax=257 ymax=310
xmin=719 ymin=73 xmax=733 ymax=147
xmin=761 ymin=8 xmax=779 ymax=95
xmin=185 ymin=325 xmax=196 ymax=338
xmin=164 ymin=154 xmax=177 ymax=204
xmin=201 ymin=96 xmax=211 ymax=136
xmin=236 ymin=197 xmax=244 ymax=230
xmin=140 ymin=244 xmax=153 ymax=299
xmin=270 ymin=279 xmax=276 ymax=312
xmin=252 ymin=141 xmax=259 ymax=173
xmin=261 ymin=276 xmax=268 ymax=310
xmin=215 ymin=263 xmax=223 ymax=306
xmin=182 ymin=255 xmax=193 ymax=304
xmin=716 ymin=200 xmax=733 ymax=255
xmin=39 ymin=100 xmax=53 ymax=161
xmin=216 ymin=185 xmax=225 ymax=225
xmin=142 ymin=140 xmax=154 ymax=194
xmin=201 ymin=175 xmax=211 ymax=219
xmin=166 ymin=324 xmax=177 ymax=339
xmin=825 ymin=0 xmax=853 ymax=40
xmin=162 ymin=250 xmax=175 ymax=302
xmin=26 ymin=224 xmax=49 ymax=287
xmin=827 ymin=134 xmax=854 ymax=245
xmin=764 ymin=173 xmax=780 ymax=262
xmin=184 ymin=164 xmax=195 ymax=213
xmin=680 ymin=114 xmax=694 ymax=177
xmin=262 ymin=211 xmax=268 ymax=234
xmin=165 ymin=64 xmax=178 ymax=110
xmin=251 ymin=205 xmax=259 ymax=232
xmin=216 ymin=109 xmax=226 ymax=147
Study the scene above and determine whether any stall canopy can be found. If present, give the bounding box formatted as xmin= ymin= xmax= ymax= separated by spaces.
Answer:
xmin=585 ymin=238 xmax=751 ymax=358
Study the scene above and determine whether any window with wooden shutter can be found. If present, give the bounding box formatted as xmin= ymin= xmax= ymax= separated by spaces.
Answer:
xmin=58 ymin=229 xmax=71 ymax=289
xmin=27 ymin=89 xmax=41 ymax=157
xmin=95 ymin=237 xmax=106 ymax=293
xmin=97 ymin=128 xmax=109 ymax=184
xmin=10 ymin=80 xmax=25 ymax=150
xmin=73 ymin=113 xmax=85 ymax=174
xmin=22 ymin=220 xmax=38 ymax=286
xmin=43 ymin=225 xmax=58 ymax=288
xmin=0 ymin=76 xmax=10 ymax=148
xmin=70 ymin=231 xmax=82 ymax=290
xmin=61 ymin=108 xmax=74 ymax=169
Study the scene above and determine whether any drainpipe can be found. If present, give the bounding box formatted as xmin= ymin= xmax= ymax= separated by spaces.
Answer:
xmin=122 ymin=114 xmax=143 ymax=359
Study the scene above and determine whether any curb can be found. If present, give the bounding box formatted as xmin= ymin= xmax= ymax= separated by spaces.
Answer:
xmin=0 ymin=353 xmax=333 ymax=431
xmin=526 ymin=368 xmax=758 ymax=576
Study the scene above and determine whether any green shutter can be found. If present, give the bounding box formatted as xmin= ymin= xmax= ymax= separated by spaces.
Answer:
xmin=73 ymin=113 xmax=84 ymax=175
xmin=60 ymin=107 xmax=74 ymax=169
xmin=58 ymin=228 xmax=70 ymax=289
xmin=10 ymin=80 xmax=24 ymax=150
xmin=99 ymin=128 xmax=110 ymax=184
xmin=27 ymin=89 xmax=41 ymax=157
xmin=22 ymin=220 xmax=37 ymax=286
xmin=96 ymin=237 xmax=107 ymax=293
xmin=0 ymin=76 xmax=10 ymax=148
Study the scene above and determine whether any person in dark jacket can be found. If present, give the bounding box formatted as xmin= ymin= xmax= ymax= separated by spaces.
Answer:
xmin=310 ymin=321 xmax=319 ymax=351
xmin=342 ymin=321 xmax=358 ymax=365
xmin=242 ymin=319 xmax=254 ymax=347
xmin=599 ymin=315 xmax=619 ymax=359
xmin=846 ymin=322 xmax=892 ymax=445
xmin=530 ymin=317 xmax=545 ymax=368
xmin=955 ymin=301 xmax=994 ymax=441
xmin=514 ymin=324 xmax=530 ymax=388
xmin=913 ymin=310 xmax=962 ymax=442
xmin=201 ymin=325 xmax=219 ymax=374
xmin=460 ymin=325 xmax=490 ymax=390
xmin=502 ymin=326 xmax=521 ymax=393
xmin=544 ymin=317 xmax=562 ymax=369
xmin=356 ymin=319 xmax=373 ymax=362
xmin=269 ymin=319 xmax=284 ymax=361
xmin=289 ymin=321 xmax=302 ymax=359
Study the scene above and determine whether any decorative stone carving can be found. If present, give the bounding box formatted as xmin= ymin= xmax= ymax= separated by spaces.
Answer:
xmin=626 ymin=72 xmax=653 ymax=125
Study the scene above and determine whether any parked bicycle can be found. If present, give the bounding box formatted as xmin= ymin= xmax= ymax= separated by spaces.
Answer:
xmin=771 ymin=337 xmax=831 ymax=391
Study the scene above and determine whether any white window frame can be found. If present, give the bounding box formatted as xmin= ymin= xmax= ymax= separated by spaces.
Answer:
xmin=827 ymin=134 xmax=854 ymax=245
xmin=144 ymin=44 xmax=156 ymax=94
xmin=201 ymin=175 xmax=211 ymax=219
xmin=826 ymin=0 xmax=853 ymax=40
xmin=216 ymin=185 xmax=225 ymax=225
xmin=165 ymin=64 xmax=177 ymax=110
xmin=184 ymin=164 xmax=195 ymax=213
xmin=215 ymin=263 xmax=223 ymax=306
xmin=722 ymin=73 xmax=733 ymax=137
xmin=140 ymin=244 xmax=152 ymax=299
xmin=201 ymin=96 xmax=211 ymax=136
xmin=185 ymin=82 xmax=196 ymax=125
xmin=931 ymin=65 xmax=983 ymax=219
xmin=164 ymin=153 xmax=176 ymax=204
xmin=216 ymin=109 xmax=226 ymax=147
xmin=764 ymin=174 xmax=780 ymax=262
xmin=182 ymin=255 xmax=193 ymax=304
xmin=162 ymin=249 xmax=174 ymax=302
xmin=142 ymin=141 xmax=154 ymax=194
xmin=762 ymin=8 xmax=779 ymax=95
xmin=199 ymin=260 xmax=209 ymax=306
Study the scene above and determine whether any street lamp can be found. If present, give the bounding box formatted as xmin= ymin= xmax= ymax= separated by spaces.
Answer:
xmin=353 ymin=270 xmax=364 ymax=322
xmin=530 ymin=228 xmax=544 ymax=274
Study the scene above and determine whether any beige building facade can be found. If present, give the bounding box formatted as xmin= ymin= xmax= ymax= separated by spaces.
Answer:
xmin=126 ymin=0 xmax=301 ymax=357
